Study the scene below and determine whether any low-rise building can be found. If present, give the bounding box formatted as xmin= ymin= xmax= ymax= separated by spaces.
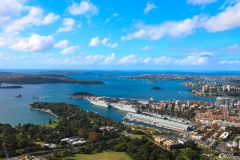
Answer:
xmin=227 ymin=141 xmax=238 ymax=148
xmin=219 ymin=132 xmax=229 ymax=140
xmin=163 ymin=139 xmax=183 ymax=149
xmin=191 ymin=135 xmax=203 ymax=140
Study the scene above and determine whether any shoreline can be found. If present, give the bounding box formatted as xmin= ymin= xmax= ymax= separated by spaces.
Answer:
xmin=28 ymin=105 xmax=59 ymax=118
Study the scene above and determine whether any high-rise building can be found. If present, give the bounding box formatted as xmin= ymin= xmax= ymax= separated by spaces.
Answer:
xmin=222 ymin=85 xmax=226 ymax=91
xmin=202 ymin=86 xmax=206 ymax=93
xmin=209 ymin=87 xmax=212 ymax=94
xmin=227 ymin=85 xmax=231 ymax=92
xmin=216 ymin=97 xmax=235 ymax=109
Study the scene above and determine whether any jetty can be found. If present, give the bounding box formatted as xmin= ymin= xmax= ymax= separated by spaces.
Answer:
xmin=123 ymin=113 xmax=192 ymax=132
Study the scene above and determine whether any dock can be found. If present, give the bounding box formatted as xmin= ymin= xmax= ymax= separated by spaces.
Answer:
xmin=123 ymin=113 xmax=192 ymax=132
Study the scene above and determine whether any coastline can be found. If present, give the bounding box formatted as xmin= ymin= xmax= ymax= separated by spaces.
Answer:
xmin=28 ymin=105 xmax=59 ymax=118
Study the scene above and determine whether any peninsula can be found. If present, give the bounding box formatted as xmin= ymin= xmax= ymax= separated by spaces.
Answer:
xmin=0 ymin=72 xmax=104 ymax=84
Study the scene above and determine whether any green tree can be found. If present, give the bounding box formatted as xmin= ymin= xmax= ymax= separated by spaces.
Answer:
xmin=185 ymin=149 xmax=199 ymax=160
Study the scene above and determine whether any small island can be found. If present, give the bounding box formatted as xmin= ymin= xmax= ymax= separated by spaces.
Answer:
xmin=151 ymin=87 xmax=163 ymax=90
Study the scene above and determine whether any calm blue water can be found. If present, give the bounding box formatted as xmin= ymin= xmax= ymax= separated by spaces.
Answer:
xmin=0 ymin=70 xmax=238 ymax=126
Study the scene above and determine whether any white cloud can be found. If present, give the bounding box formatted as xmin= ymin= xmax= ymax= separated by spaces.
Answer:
xmin=174 ymin=52 xmax=214 ymax=65
xmin=227 ymin=44 xmax=240 ymax=51
xmin=102 ymin=53 xmax=116 ymax=64
xmin=118 ymin=54 xmax=139 ymax=64
xmin=122 ymin=2 xmax=240 ymax=41
xmin=60 ymin=46 xmax=80 ymax=55
xmin=141 ymin=46 xmax=153 ymax=51
xmin=218 ymin=60 xmax=240 ymax=65
xmin=57 ymin=18 xmax=75 ymax=32
xmin=0 ymin=53 xmax=11 ymax=60
xmin=121 ymin=17 xmax=198 ymax=41
xmin=10 ymin=34 xmax=54 ymax=52
xmin=89 ymin=37 xmax=101 ymax=46
xmin=89 ymin=37 xmax=118 ymax=48
xmin=117 ymin=54 xmax=173 ymax=65
xmin=3 ymin=7 xmax=59 ymax=35
xmin=42 ymin=13 xmax=60 ymax=25
xmin=187 ymin=0 xmax=217 ymax=5
xmin=54 ymin=40 xmax=69 ymax=48
xmin=67 ymin=0 xmax=99 ymax=17
xmin=106 ymin=43 xmax=118 ymax=48
xmin=204 ymin=2 xmax=240 ymax=32
xmin=144 ymin=1 xmax=158 ymax=14
xmin=219 ymin=0 xmax=240 ymax=9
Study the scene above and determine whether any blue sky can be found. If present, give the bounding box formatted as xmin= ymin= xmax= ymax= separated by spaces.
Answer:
xmin=1 ymin=0 xmax=240 ymax=70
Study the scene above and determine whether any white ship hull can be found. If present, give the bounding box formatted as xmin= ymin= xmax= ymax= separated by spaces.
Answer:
xmin=89 ymin=99 xmax=109 ymax=107
xmin=112 ymin=104 xmax=138 ymax=113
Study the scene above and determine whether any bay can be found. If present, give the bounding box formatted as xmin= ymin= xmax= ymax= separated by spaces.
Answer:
xmin=0 ymin=70 xmax=237 ymax=126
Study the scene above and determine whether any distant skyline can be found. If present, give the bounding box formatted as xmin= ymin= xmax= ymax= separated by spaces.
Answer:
xmin=1 ymin=0 xmax=240 ymax=70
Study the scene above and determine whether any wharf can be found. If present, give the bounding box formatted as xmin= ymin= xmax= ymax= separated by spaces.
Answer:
xmin=123 ymin=113 xmax=192 ymax=132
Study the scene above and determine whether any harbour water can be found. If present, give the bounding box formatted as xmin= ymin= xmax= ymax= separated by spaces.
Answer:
xmin=0 ymin=70 xmax=239 ymax=126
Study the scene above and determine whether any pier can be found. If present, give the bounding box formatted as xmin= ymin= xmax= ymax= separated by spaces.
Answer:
xmin=123 ymin=113 xmax=192 ymax=132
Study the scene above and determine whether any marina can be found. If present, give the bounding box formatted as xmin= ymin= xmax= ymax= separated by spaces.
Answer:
xmin=123 ymin=113 xmax=193 ymax=132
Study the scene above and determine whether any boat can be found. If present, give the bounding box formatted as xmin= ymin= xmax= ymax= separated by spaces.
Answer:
xmin=111 ymin=103 xmax=138 ymax=113
xmin=88 ymin=98 xmax=109 ymax=107
xmin=15 ymin=94 xmax=21 ymax=98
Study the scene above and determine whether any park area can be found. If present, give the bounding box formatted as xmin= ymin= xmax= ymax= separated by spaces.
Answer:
xmin=63 ymin=151 xmax=132 ymax=160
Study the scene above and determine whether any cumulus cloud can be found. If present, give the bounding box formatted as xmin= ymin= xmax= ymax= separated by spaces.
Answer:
xmin=10 ymin=34 xmax=54 ymax=52
xmin=54 ymin=40 xmax=69 ymax=48
xmin=60 ymin=46 xmax=80 ymax=55
xmin=102 ymin=53 xmax=116 ymax=64
xmin=174 ymin=52 xmax=214 ymax=65
xmin=122 ymin=2 xmax=240 ymax=41
xmin=67 ymin=0 xmax=99 ymax=17
xmin=42 ymin=13 xmax=60 ymax=25
xmin=57 ymin=18 xmax=75 ymax=32
xmin=187 ymin=0 xmax=217 ymax=6
xmin=3 ymin=6 xmax=59 ymax=35
xmin=144 ymin=1 xmax=158 ymax=14
xmin=141 ymin=46 xmax=153 ymax=51
xmin=204 ymin=2 xmax=240 ymax=32
xmin=0 ymin=0 xmax=24 ymax=26
xmin=88 ymin=37 xmax=118 ymax=48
